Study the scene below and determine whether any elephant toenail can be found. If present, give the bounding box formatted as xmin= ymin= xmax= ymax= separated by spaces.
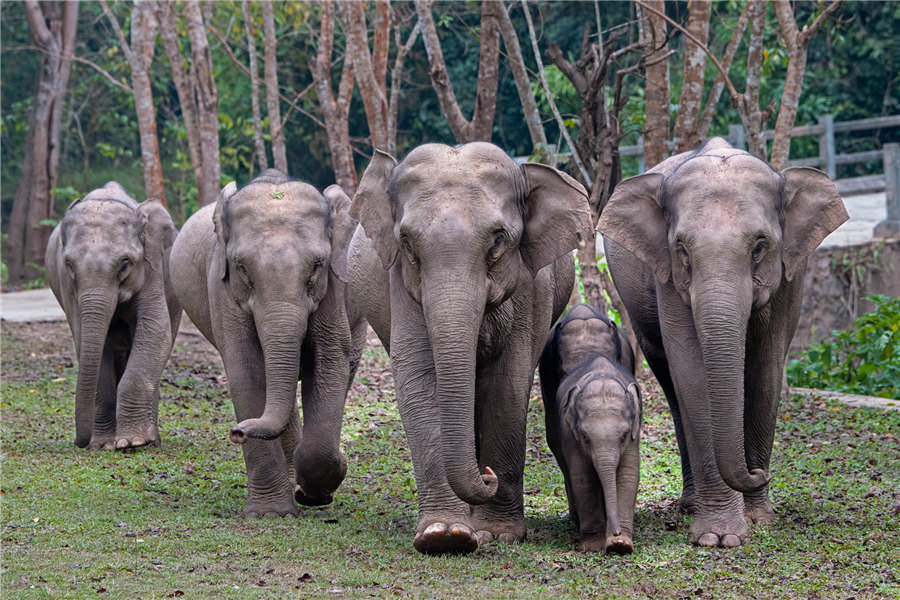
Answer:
xmin=476 ymin=530 xmax=494 ymax=544
xmin=424 ymin=523 xmax=447 ymax=536
xmin=721 ymin=534 xmax=742 ymax=548
xmin=497 ymin=533 xmax=519 ymax=544
xmin=697 ymin=533 xmax=719 ymax=547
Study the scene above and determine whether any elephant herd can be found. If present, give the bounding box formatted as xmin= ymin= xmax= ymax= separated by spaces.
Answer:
xmin=45 ymin=138 xmax=849 ymax=556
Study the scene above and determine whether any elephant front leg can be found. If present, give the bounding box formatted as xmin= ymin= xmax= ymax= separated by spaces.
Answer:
xmin=113 ymin=299 xmax=171 ymax=449
xmin=469 ymin=351 xmax=532 ymax=546
xmin=658 ymin=295 xmax=749 ymax=548
xmin=86 ymin=340 xmax=119 ymax=450
xmin=560 ymin=446 xmax=607 ymax=552
xmin=223 ymin=338 xmax=297 ymax=518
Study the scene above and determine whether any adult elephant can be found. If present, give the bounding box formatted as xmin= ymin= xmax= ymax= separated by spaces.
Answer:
xmin=597 ymin=138 xmax=849 ymax=547
xmin=46 ymin=182 xmax=181 ymax=450
xmin=348 ymin=142 xmax=592 ymax=554
xmin=170 ymin=170 xmax=364 ymax=518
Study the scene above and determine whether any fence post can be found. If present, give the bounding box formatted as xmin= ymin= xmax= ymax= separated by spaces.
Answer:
xmin=874 ymin=143 xmax=900 ymax=237
xmin=728 ymin=124 xmax=745 ymax=150
xmin=818 ymin=114 xmax=836 ymax=178
xmin=637 ymin=136 xmax=645 ymax=174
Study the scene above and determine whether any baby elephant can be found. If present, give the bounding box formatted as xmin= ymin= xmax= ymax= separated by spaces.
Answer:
xmin=46 ymin=182 xmax=181 ymax=450
xmin=539 ymin=304 xmax=641 ymax=554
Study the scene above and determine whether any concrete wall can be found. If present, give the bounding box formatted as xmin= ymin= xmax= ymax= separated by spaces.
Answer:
xmin=793 ymin=238 xmax=900 ymax=353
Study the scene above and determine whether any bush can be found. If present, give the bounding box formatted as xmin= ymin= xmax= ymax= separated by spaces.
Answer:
xmin=787 ymin=294 xmax=900 ymax=398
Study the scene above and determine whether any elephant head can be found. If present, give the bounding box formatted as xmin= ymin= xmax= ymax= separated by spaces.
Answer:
xmin=559 ymin=367 xmax=641 ymax=546
xmin=213 ymin=170 xmax=356 ymax=443
xmin=597 ymin=142 xmax=848 ymax=493
xmin=57 ymin=182 xmax=176 ymax=447
xmin=351 ymin=143 xmax=592 ymax=505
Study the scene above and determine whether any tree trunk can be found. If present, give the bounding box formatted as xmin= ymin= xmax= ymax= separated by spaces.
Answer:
xmin=415 ymin=0 xmax=500 ymax=143
xmin=261 ymin=0 xmax=287 ymax=172
xmin=737 ymin=0 xmax=769 ymax=160
xmin=7 ymin=0 xmax=78 ymax=283
xmin=637 ymin=0 xmax=670 ymax=168
xmin=769 ymin=0 xmax=843 ymax=170
xmin=310 ymin=0 xmax=357 ymax=194
xmin=242 ymin=0 xmax=268 ymax=172
xmin=130 ymin=0 xmax=166 ymax=205
xmin=185 ymin=0 xmax=221 ymax=205
xmin=672 ymin=0 xmax=711 ymax=153
xmin=495 ymin=0 xmax=547 ymax=153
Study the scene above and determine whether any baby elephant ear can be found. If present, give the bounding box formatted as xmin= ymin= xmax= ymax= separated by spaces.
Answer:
xmin=781 ymin=167 xmax=849 ymax=281
xmin=138 ymin=199 xmax=177 ymax=273
xmin=323 ymin=184 xmax=357 ymax=283
xmin=520 ymin=163 xmax=594 ymax=277
xmin=350 ymin=149 xmax=399 ymax=270
xmin=212 ymin=181 xmax=238 ymax=280
xmin=627 ymin=383 xmax=642 ymax=440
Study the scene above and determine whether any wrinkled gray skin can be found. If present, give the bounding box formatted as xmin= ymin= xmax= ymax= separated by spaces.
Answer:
xmin=348 ymin=143 xmax=593 ymax=554
xmin=170 ymin=170 xmax=364 ymax=518
xmin=46 ymin=182 xmax=181 ymax=450
xmin=539 ymin=304 xmax=641 ymax=554
xmin=597 ymin=138 xmax=849 ymax=547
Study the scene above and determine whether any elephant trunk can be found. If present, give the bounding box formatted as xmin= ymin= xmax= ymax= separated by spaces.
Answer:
xmin=74 ymin=289 xmax=117 ymax=447
xmin=423 ymin=278 xmax=498 ymax=506
xmin=591 ymin=448 xmax=622 ymax=536
xmin=230 ymin=302 xmax=305 ymax=443
xmin=693 ymin=274 xmax=769 ymax=493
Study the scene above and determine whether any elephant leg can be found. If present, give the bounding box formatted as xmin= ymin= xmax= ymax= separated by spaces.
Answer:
xmin=86 ymin=339 xmax=118 ymax=450
xmin=391 ymin=292 xmax=475 ymax=554
xmin=221 ymin=328 xmax=297 ymax=518
xmin=114 ymin=298 xmax=171 ymax=449
xmin=469 ymin=344 xmax=533 ymax=546
xmin=642 ymin=342 xmax=695 ymax=513
xmin=608 ymin=447 xmax=639 ymax=555
xmin=293 ymin=300 xmax=351 ymax=506
xmin=561 ymin=445 xmax=606 ymax=552
xmin=658 ymin=293 xmax=749 ymax=548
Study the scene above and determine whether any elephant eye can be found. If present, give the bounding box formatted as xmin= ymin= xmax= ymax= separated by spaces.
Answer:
xmin=487 ymin=231 xmax=505 ymax=262
xmin=675 ymin=242 xmax=690 ymax=268
xmin=307 ymin=259 xmax=323 ymax=293
xmin=236 ymin=262 xmax=252 ymax=287
xmin=65 ymin=259 xmax=75 ymax=277
xmin=401 ymin=235 xmax=417 ymax=264
xmin=752 ymin=239 xmax=768 ymax=263
xmin=118 ymin=258 xmax=131 ymax=276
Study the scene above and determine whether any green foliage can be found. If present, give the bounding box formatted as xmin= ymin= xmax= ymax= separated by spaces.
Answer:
xmin=788 ymin=294 xmax=900 ymax=399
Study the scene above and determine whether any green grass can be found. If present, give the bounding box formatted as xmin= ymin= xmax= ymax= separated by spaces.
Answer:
xmin=2 ymin=325 xmax=899 ymax=599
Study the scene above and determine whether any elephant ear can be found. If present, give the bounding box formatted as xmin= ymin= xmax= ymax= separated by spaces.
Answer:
xmin=138 ymin=199 xmax=177 ymax=273
xmin=323 ymin=184 xmax=357 ymax=283
xmin=350 ymin=149 xmax=399 ymax=270
xmin=627 ymin=382 xmax=642 ymax=441
xmin=781 ymin=167 xmax=849 ymax=282
xmin=212 ymin=181 xmax=238 ymax=280
xmin=519 ymin=163 xmax=593 ymax=277
xmin=596 ymin=173 xmax=670 ymax=284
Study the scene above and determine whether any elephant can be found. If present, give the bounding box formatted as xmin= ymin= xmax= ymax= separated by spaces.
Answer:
xmin=539 ymin=304 xmax=641 ymax=554
xmin=348 ymin=142 xmax=593 ymax=554
xmin=46 ymin=182 xmax=181 ymax=450
xmin=596 ymin=137 xmax=849 ymax=547
xmin=169 ymin=169 xmax=365 ymax=518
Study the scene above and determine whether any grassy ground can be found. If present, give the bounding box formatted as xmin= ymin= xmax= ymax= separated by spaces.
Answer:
xmin=2 ymin=320 xmax=899 ymax=599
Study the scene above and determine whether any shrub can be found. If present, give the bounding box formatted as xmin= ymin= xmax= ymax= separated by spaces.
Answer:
xmin=787 ymin=294 xmax=900 ymax=398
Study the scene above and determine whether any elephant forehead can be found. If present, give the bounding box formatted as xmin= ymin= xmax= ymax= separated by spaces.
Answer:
xmin=64 ymin=201 xmax=140 ymax=242
xmin=228 ymin=190 xmax=330 ymax=234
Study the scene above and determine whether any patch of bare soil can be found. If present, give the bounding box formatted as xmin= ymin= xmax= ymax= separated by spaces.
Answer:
xmin=1 ymin=315 xmax=224 ymax=382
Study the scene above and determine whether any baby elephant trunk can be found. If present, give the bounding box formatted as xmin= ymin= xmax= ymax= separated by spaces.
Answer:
xmin=230 ymin=302 xmax=305 ymax=443
xmin=592 ymin=448 xmax=622 ymax=537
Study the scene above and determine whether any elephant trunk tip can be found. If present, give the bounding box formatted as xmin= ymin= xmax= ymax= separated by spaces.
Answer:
xmin=230 ymin=418 xmax=283 ymax=445
xmin=723 ymin=467 xmax=770 ymax=494
xmin=455 ymin=466 xmax=499 ymax=506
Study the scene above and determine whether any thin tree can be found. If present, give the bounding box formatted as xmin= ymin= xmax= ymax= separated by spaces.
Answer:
xmin=309 ymin=0 xmax=357 ymax=193
xmin=242 ymin=0 xmax=268 ymax=172
xmin=671 ymin=0 xmax=712 ymax=153
xmin=99 ymin=0 xmax=166 ymax=205
xmin=415 ymin=0 xmax=501 ymax=143
xmin=261 ymin=0 xmax=287 ymax=172
xmin=7 ymin=0 xmax=78 ymax=282
xmin=636 ymin=0 xmax=670 ymax=168
xmin=338 ymin=0 xmax=419 ymax=155
xmin=157 ymin=0 xmax=221 ymax=206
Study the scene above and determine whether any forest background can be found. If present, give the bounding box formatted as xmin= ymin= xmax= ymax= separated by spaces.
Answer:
xmin=2 ymin=0 xmax=899 ymax=287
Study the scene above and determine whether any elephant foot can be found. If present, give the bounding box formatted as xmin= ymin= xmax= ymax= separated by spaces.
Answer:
xmin=294 ymin=485 xmax=334 ymax=507
xmin=413 ymin=521 xmax=478 ymax=555
xmin=114 ymin=423 xmax=161 ymax=450
xmin=578 ymin=535 xmax=605 ymax=553
xmin=677 ymin=490 xmax=696 ymax=514
xmin=241 ymin=500 xmax=299 ymax=519
xmin=605 ymin=533 xmax=634 ymax=555
xmin=86 ymin=431 xmax=117 ymax=451
xmin=743 ymin=494 xmax=775 ymax=525
xmin=471 ymin=514 xmax=526 ymax=547
xmin=688 ymin=513 xmax=750 ymax=548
